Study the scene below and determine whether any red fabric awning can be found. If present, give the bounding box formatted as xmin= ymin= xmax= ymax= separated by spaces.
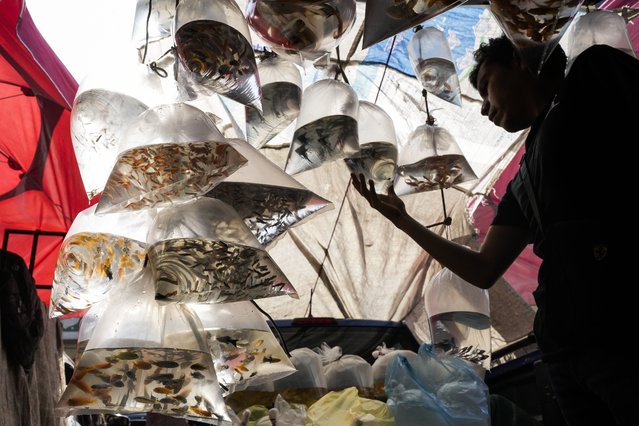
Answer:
xmin=1 ymin=0 xmax=88 ymax=304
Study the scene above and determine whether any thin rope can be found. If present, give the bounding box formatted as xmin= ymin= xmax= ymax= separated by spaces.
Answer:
xmin=374 ymin=35 xmax=397 ymax=104
xmin=334 ymin=45 xmax=350 ymax=84
xmin=422 ymin=89 xmax=435 ymax=125
xmin=141 ymin=0 xmax=153 ymax=64
xmin=306 ymin=177 xmax=352 ymax=318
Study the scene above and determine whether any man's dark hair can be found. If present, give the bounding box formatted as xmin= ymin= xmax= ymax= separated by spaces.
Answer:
xmin=469 ymin=35 xmax=567 ymax=90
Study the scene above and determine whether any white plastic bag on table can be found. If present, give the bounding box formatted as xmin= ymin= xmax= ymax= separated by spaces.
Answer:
xmin=245 ymin=55 xmax=302 ymax=149
xmin=344 ymin=101 xmax=398 ymax=194
xmin=189 ymin=302 xmax=295 ymax=391
xmin=489 ymin=0 xmax=584 ymax=74
xmin=362 ymin=0 xmax=469 ymax=49
xmin=371 ymin=343 xmax=417 ymax=395
xmin=71 ymin=62 xmax=164 ymax=200
xmin=408 ymin=27 xmax=462 ymax=106
xmin=562 ymin=9 xmax=636 ymax=70
xmin=316 ymin=343 xmax=373 ymax=391
xmin=50 ymin=204 xmax=151 ymax=318
xmin=95 ymin=104 xmax=247 ymax=215
xmin=394 ymin=123 xmax=476 ymax=196
xmin=174 ymin=0 xmax=262 ymax=109
xmin=426 ymin=267 xmax=491 ymax=372
xmin=246 ymin=0 xmax=356 ymax=58
xmin=285 ymin=79 xmax=359 ymax=175
xmin=273 ymin=347 xmax=328 ymax=403
xmin=385 ymin=343 xmax=490 ymax=426
xmin=56 ymin=270 xmax=230 ymax=424
xmin=146 ymin=198 xmax=297 ymax=303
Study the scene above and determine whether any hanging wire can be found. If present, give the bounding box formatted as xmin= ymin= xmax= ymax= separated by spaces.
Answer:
xmin=422 ymin=89 xmax=435 ymax=125
xmin=334 ymin=46 xmax=350 ymax=84
xmin=425 ymin=186 xmax=452 ymax=228
xmin=251 ymin=300 xmax=291 ymax=357
xmin=373 ymin=35 xmax=397 ymax=104
xmin=306 ymin=177 xmax=352 ymax=318
xmin=141 ymin=0 xmax=154 ymax=64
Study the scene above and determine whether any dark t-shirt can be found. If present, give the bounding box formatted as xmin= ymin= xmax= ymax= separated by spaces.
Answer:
xmin=492 ymin=45 xmax=639 ymax=359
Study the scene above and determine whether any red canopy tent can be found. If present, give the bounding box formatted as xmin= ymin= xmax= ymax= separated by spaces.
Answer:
xmin=1 ymin=0 xmax=88 ymax=304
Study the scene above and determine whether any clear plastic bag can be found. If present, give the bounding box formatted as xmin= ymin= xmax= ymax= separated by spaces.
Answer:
xmin=563 ymin=10 xmax=636 ymax=70
xmin=344 ymin=101 xmax=398 ymax=194
xmin=246 ymin=0 xmax=357 ymax=56
xmin=394 ymin=123 xmax=476 ymax=196
xmin=146 ymin=198 xmax=297 ymax=303
xmin=95 ymin=103 xmax=243 ymax=215
xmin=70 ymin=63 xmax=164 ymax=199
xmin=56 ymin=270 xmax=231 ymax=424
xmin=189 ymin=302 xmax=296 ymax=390
xmin=174 ymin=0 xmax=261 ymax=109
xmin=489 ymin=0 xmax=584 ymax=74
xmin=285 ymin=79 xmax=359 ymax=175
xmin=362 ymin=0 xmax=469 ymax=49
xmin=273 ymin=347 xmax=327 ymax=403
xmin=385 ymin=343 xmax=490 ymax=426
xmin=316 ymin=343 xmax=373 ymax=391
xmin=50 ymin=204 xmax=151 ymax=318
xmin=408 ymin=27 xmax=462 ymax=106
xmin=210 ymin=138 xmax=333 ymax=247
xmin=245 ymin=55 xmax=302 ymax=149
xmin=426 ymin=267 xmax=491 ymax=372
xmin=371 ymin=343 xmax=418 ymax=386
xmin=131 ymin=0 xmax=176 ymax=64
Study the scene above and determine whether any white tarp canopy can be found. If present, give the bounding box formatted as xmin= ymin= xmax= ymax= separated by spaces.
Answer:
xmin=26 ymin=0 xmax=636 ymax=349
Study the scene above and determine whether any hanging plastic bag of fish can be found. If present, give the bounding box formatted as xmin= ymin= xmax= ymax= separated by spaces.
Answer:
xmin=208 ymin=138 xmax=333 ymax=247
xmin=146 ymin=198 xmax=298 ymax=304
xmin=489 ymin=0 xmax=584 ymax=75
xmin=426 ymin=267 xmax=491 ymax=375
xmin=74 ymin=301 xmax=108 ymax=365
xmin=95 ymin=105 xmax=247 ymax=215
xmin=246 ymin=0 xmax=356 ymax=60
xmin=562 ymin=9 xmax=636 ymax=72
xmin=188 ymin=301 xmax=296 ymax=392
xmin=71 ymin=61 xmax=164 ymax=201
xmin=245 ymin=55 xmax=302 ymax=149
xmin=408 ymin=27 xmax=462 ymax=107
xmin=131 ymin=0 xmax=176 ymax=64
xmin=173 ymin=0 xmax=262 ymax=110
xmin=362 ymin=0 xmax=470 ymax=49
xmin=55 ymin=269 xmax=231 ymax=424
xmin=394 ymin=122 xmax=476 ymax=197
xmin=49 ymin=204 xmax=152 ymax=319
xmin=285 ymin=79 xmax=360 ymax=175
xmin=105 ymin=102 xmax=331 ymax=247
xmin=344 ymin=101 xmax=398 ymax=195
